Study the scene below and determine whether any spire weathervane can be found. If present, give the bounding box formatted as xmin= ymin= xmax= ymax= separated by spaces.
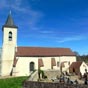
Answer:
xmin=9 ymin=0 xmax=12 ymax=14
xmin=9 ymin=10 xmax=11 ymax=14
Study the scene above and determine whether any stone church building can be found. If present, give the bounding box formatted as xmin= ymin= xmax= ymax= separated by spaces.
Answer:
xmin=0 ymin=13 xmax=76 ymax=76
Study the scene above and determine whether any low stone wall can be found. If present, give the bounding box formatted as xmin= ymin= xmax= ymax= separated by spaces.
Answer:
xmin=44 ymin=70 xmax=60 ymax=79
xmin=23 ymin=81 xmax=88 ymax=88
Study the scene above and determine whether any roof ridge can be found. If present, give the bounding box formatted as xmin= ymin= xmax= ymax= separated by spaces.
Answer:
xmin=17 ymin=46 xmax=70 ymax=49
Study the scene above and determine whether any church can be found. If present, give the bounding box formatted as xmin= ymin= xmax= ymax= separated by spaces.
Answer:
xmin=0 ymin=13 xmax=76 ymax=76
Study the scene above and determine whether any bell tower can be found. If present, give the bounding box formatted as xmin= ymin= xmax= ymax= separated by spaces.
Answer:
xmin=1 ymin=12 xmax=18 ymax=76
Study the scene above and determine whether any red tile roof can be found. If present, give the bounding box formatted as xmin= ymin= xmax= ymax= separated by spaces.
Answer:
xmin=69 ymin=61 xmax=82 ymax=74
xmin=16 ymin=47 xmax=76 ymax=57
xmin=69 ymin=61 xmax=82 ymax=69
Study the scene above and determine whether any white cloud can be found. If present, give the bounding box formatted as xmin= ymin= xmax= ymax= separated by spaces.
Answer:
xmin=10 ymin=0 xmax=31 ymax=13
xmin=11 ymin=5 xmax=28 ymax=13
xmin=15 ymin=0 xmax=22 ymax=6
xmin=0 ymin=0 xmax=23 ymax=11
xmin=39 ymin=30 xmax=54 ymax=34
xmin=10 ymin=0 xmax=44 ymax=30
xmin=57 ymin=35 xmax=87 ymax=43
xmin=0 ymin=0 xmax=8 ymax=9
xmin=0 ymin=0 xmax=44 ymax=33
xmin=0 ymin=0 xmax=44 ymax=30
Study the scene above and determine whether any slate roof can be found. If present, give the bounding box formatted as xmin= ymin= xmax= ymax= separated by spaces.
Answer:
xmin=16 ymin=47 xmax=76 ymax=57
xmin=3 ymin=12 xmax=17 ymax=28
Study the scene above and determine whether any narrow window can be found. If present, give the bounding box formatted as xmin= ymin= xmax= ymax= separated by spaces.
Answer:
xmin=57 ymin=62 xmax=59 ymax=67
xmin=9 ymin=32 xmax=12 ymax=41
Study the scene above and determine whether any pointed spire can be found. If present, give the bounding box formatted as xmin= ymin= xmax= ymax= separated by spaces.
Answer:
xmin=3 ymin=11 xmax=17 ymax=28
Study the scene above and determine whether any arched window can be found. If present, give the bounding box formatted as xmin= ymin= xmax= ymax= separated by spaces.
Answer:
xmin=30 ymin=62 xmax=35 ymax=71
xmin=8 ymin=31 xmax=12 ymax=41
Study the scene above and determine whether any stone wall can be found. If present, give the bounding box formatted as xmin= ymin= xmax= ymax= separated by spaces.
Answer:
xmin=23 ymin=81 xmax=88 ymax=88
xmin=44 ymin=70 xmax=60 ymax=79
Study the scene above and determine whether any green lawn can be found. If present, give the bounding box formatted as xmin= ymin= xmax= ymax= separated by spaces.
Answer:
xmin=0 ymin=76 xmax=28 ymax=88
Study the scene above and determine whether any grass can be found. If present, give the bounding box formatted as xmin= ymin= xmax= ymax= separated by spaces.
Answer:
xmin=0 ymin=76 xmax=28 ymax=88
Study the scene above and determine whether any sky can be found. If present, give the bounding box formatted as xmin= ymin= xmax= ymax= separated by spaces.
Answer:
xmin=0 ymin=0 xmax=88 ymax=55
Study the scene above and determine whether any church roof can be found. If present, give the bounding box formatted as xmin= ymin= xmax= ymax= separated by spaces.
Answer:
xmin=16 ymin=47 xmax=76 ymax=57
xmin=3 ymin=12 xmax=17 ymax=28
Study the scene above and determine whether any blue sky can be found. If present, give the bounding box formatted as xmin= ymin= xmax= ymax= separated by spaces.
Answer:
xmin=0 ymin=0 xmax=88 ymax=55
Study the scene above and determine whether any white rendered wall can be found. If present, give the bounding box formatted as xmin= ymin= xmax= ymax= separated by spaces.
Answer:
xmin=3 ymin=27 xmax=17 ymax=47
xmin=59 ymin=56 xmax=76 ymax=72
xmin=80 ymin=62 xmax=88 ymax=75
xmin=15 ymin=57 xmax=38 ymax=76
xmin=15 ymin=56 xmax=76 ymax=76
xmin=1 ymin=27 xmax=17 ymax=76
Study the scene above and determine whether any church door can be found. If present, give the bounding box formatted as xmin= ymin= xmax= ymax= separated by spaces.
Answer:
xmin=30 ymin=62 xmax=35 ymax=71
